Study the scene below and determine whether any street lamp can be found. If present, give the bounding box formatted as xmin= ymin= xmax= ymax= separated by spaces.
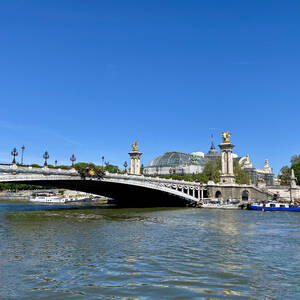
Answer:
xmin=70 ymin=154 xmax=76 ymax=167
xmin=43 ymin=151 xmax=49 ymax=166
xmin=123 ymin=161 xmax=128 ymax=172
xmin=102 ymin=156 xmax=104 ymax=167
xmin=11 ymin=148 xmax=18 ymax=164
xmin=21 ymin=145 xmax=25 ymax=165
xmin=55 ymin=160 xmax=58 ymax=167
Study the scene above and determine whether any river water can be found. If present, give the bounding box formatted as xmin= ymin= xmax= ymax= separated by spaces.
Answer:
xmin=0 ymin=201 xmax=299 ymax=299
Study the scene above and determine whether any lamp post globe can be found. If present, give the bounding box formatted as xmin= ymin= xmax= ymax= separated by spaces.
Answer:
xmin=11 ymin=148 xmax=18 ymax=164
xmin=123 ymin=161 xmax=128 ymax=172
xmin=43 ymin=151 xmax=49 ymax=166
xmin=70 ymin=154 xmax=76 ymax=167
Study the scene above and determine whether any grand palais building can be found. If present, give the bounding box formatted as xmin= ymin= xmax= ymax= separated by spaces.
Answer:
xmin=143 ymin=141 xmax=274 ymax=185
xmin=143 ymin=142 xmax=225 ymax=176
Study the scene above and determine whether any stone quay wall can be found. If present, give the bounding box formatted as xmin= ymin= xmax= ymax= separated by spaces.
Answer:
xmin=207 ymin=184 xmax=274 ymax=202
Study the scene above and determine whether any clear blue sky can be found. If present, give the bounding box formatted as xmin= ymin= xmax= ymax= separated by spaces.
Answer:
xmin=0 ymin=1 xmax=299 ymax=174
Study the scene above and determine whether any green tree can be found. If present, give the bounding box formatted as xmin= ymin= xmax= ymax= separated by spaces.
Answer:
xmin=104 ymin=162 xmax=119 ymax=173
xmin=192 ymin=173 xmax=209 ymax=183
xmin=278 ymin=165 xmax=291 ymax=185
xmin=202 ymin=159 xmax=249 ymax=184
xmin=233 ymin=160 xmax=250 ymax=184
xmin=0 ymin=183 xmax=43 ymax=191
xmin=291 ymin=155 xmax=300 ymax=164
xmin=278 ymin=155 xmax=300 ymax=186
xmin=74 ymin=162 xmax=91 ymax=171
xmin=203 ymin=159 xmax=221 ymax=182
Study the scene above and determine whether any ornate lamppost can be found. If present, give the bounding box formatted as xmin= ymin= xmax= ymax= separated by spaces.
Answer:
xmin=123 ymin=161 xmax=128 ymax=172
xmin=102 ymin=156 xmax=104 ymax=168
xmin=21 ymin=145 xmax=25 ymax=165
xmin=70 ymin=154 xmax=76 ymax=167
xmin=11 ymin=148 xmax=18 ymax=164
xmin=141 ymin=163 xmax=144 ymax=174
xmin=43 ymin=151 xmax=49 ymax=166
xmin=55 ymin=160 xmax=58 ymax=167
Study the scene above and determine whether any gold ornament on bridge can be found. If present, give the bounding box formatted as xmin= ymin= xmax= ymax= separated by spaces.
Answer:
xmin=132 ymin=141 xmax=139 ymax=151
xmin=222 ymin=131 xmax=231 ymax=143
xmin=88 ymin=169 xmax=95 ymax=176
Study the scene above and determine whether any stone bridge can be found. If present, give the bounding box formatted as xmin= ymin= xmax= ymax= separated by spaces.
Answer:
xmin=0 ymin=164 xmax=274 ymax=206
xmin=0 ymin=164 xmax=205 ymax=207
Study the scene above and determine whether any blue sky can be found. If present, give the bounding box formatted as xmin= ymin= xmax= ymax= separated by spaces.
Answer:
xmin=0 ymin=1 xmax=299 ymax=174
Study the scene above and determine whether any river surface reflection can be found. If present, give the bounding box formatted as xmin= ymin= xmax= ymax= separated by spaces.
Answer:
xmin=0 ymin=201 xmax=300 ymax=299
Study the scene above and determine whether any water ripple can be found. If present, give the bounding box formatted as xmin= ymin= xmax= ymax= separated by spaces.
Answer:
xmin=0 ymin=205 xmax=299 ymax=299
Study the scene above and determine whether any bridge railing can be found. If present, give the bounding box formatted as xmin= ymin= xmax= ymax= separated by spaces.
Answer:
xmin=0 ymin=164 xmax=78 ymax=176
xmin=105 ymin=173 xmax=207 ymax=190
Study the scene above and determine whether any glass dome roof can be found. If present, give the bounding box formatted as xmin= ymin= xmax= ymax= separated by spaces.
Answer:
xmin=148 ymin=152 xmax=206 ymax=168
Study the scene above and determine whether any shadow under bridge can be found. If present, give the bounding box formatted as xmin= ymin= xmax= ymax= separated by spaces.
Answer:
xmin=12 ymin=178 xmax=196 ymax=207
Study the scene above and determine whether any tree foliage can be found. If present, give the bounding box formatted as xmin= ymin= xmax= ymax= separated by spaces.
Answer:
xmin=202 ymin=158 xmax=249 ymax=184
xmin=104 ymin=162 xmax=119 ymax=173
xmin=203 ymin=159 xmax=221 ymax=183
xmin=0 ymin=183 xmax=43 ymax=191
xmin=291 ymin=155 xmax=300 ymax=164
xmin=278 ymin=166 xmax=291 ymax=185
xmin=233 ymin=160 xmax=250 ymax=184
xmin=278 ymin=155 xmax=300 ymax=185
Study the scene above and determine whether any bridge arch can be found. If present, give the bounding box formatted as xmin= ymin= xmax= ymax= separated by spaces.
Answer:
xmin=215 ymin=191 xmax=222 ymax=199
xmin=0 ymin=165 xmax=204 ymax=207
xmin=242 ymin=190 xmax=249 ymax=201
xmin=16 ymin=179 xmax=196 ymax=207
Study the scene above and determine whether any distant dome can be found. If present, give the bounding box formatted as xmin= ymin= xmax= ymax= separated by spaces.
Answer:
xmin=148 ymin=151 xmax=203 ymax=167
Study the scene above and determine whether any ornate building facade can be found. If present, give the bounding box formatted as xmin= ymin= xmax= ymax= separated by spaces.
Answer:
xmin=143 ymin=142 xmax=225 ymax=176
xmin=239 ymin=154 xmax=274 ymax=186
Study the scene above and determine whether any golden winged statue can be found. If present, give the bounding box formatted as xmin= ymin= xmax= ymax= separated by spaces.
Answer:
xmin=222 ymin=131 xmax=231 ymax=143
xmin=132 ymin=141 xmax=139 ymax=151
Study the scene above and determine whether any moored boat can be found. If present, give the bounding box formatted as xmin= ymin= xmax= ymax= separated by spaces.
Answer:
xmin=247 ymin=202 xmax=300 ymax=211
xmin=201 ymin=199 xmax=241 ymax=209
xmin=30 ymin=192 xmax=92 ymax=204
xmin=30 ymin=193 xmax=68 ymax=203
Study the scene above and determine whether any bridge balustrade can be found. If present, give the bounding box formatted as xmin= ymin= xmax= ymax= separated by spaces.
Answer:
xmin=0 ymin=164 xmax=77 ymax=176
xmin=0 ymin=166 xmax=206 ymax=204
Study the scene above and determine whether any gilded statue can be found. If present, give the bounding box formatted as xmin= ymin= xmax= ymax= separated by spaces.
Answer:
xmin=222 ymin=131 xmax=231 ymax=143
xmin=132 ymin=141 xmax=139 ymax=151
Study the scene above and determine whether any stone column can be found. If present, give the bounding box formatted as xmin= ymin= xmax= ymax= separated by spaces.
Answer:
xmin=129 ymin=150 xmax=142 ymax=175
xmin=219 ymin=141 xmax=235 ymax=184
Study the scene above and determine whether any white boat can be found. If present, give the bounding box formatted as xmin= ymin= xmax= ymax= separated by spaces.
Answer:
xmin=65 ymin=196 xmax=92 ymax=203
xmin=200 ymin=199 xmax=241 ymax=209
xmin=30 ymin=193 xmax=68 ymax=203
